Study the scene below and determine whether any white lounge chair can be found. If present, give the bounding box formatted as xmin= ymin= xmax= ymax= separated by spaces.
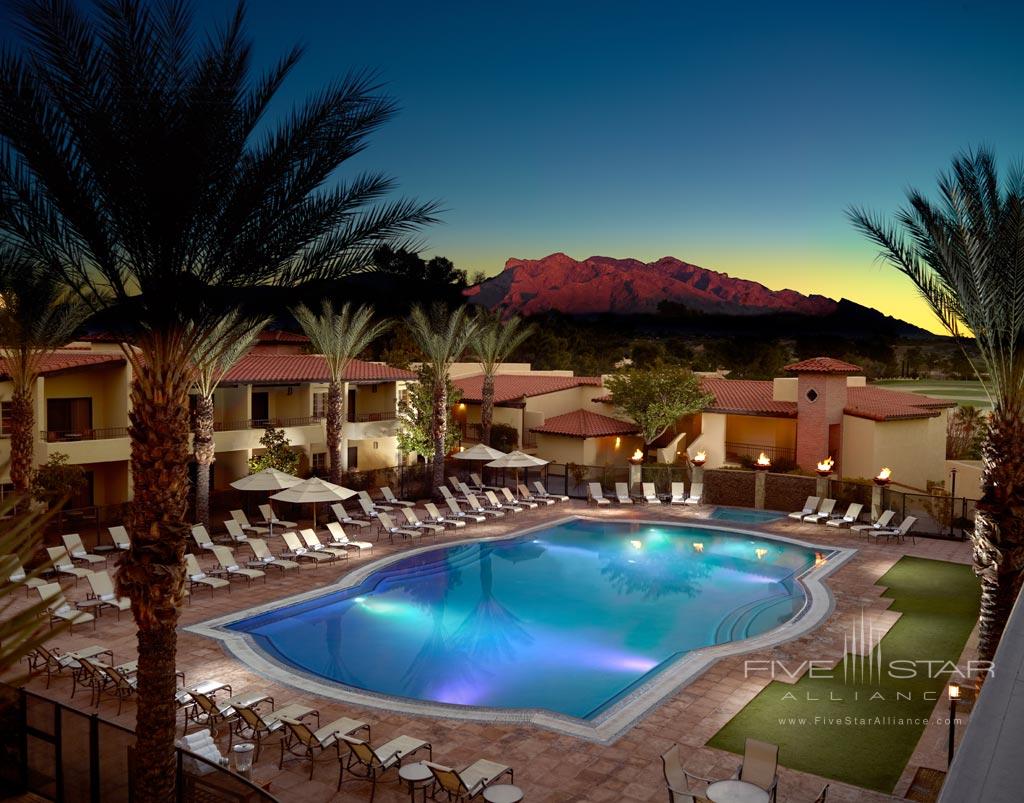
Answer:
xmin=380 ymin=487 xmax=414 ymax=507
xmin=86 ymin=570 xmax=132 ymax=619
xmin=37 ymin=582 xmax=95 ymax=632
xmin=258 ymin=503 xmax=295 ymax=529
xmin=400 ymin=507 xmax=444 ymax=533
xmin=803 ymin=498 xmax=836 ymax=523
xmin=788 ymin=496 xmax=820 ymax=520
xmin=230 ymin=509 xmax=268 ymax=534
xmin=424 ymin=759 xmax=513 ymax=801
xmin=589 ymin=483 xmax=611 ymax=505
xmin=325 ymin=521 xmax=374 ymax=552
xmin=210 ymin=545 xmax=265 ymax=586
xmin=464 ymin=493 xmax=504 ymax=518
xmin=423 ymin=502 xmax=466 ymax=528
xmin=873 ymin=515 xmax=917 ymax=544
xmin=684 ymin=482 xmax=703 ymax=505
xmin=62 ymin=533 xmax=106 ymax=566
xmin=485 ymin=489 xmax=521 ymax=513
xmin=439 ymin=485 xmax=457 ymax=503
xmin=826 ymin=502 xmax=863 ymax=528
xmin=224 ymin=519 xmax=250 ymax=545
xmin=330 ymin=502 xmax=371 ymax=530
xmin=642 ymin=482 xmax=661 ymax=504
xmin=280 ymin=531 xmax=334 ymax=565
xmin=299 ymin=529 xmax=349 ymax=560
xmin=190 ymin=524 xmax=218 ymax=553
xmin=246 ymin=538 xmax=300 ymax=572
xmin=469 ymin=472 xmax=487 ymax=491
xmin=377 ymin=512 xmax=421 ymax=543
xmin=184 ymin=553 xmax=230 ymax=593
xmin=518 ymin=484 xmax=554 ymax=505
xmin=669 ymin=482 xmax=686 ymax=504
xmin=502 ymin=486 xmax=536 ymax=509
xmin=2 ymin=555 xmax=48 ymax=593
xmin=357 ymin=496 xmax=384 ymax=520
xmin=614 ymin=482 xmax=633 ymax=504
xmin=852 ymin=510 xmax=896 ymax=533
xmin=446 ymin=497 xmax=485 ymax=522
xmin=45 ymin=546 xmax=93 ymax=584
xmin=108 ymin=525 xmax=131 ymax=550
xmin=533 ymin=481 xmax=568 ymax=502
xmin=359 ymin=490 xmax=391 ymax=512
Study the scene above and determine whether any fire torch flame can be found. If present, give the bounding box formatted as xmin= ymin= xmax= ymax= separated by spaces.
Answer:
xmin=876 ymin=467 xmax=892 ymax=482
xmin=816 ymin=456 xmax=835 ymax=473
xmin=756 ymin=452 xmax=771 ymax=468
xmin=693 ymin=450 xmax=707 ymax=463
xmin=630 ymin=449 xmax=644 ymax=463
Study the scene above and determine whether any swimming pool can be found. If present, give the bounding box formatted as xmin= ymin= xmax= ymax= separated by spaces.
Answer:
xmin=225 ymin=518 xmax=832 ymax=722
xmin=709 ymin=507 xmax=786 ymax=524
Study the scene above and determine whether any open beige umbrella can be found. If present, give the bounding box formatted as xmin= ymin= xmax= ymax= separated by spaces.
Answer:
xmin=455 ymin=443 xmax=506 ymax=489
xmin=270 ymin=476 xmax=356 ymax=528
xmin=230 ymin=468 xmax=302 ymax=536
xmin=486 ymin=450 xmax=549 ymax=488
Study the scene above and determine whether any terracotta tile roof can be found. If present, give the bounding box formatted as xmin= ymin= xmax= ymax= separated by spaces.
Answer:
xmin=701 ymin=379 xmax=798 ymax=418
xmin=785 ymin=357 xmax=863 ymax=374
xmin=845 ymin=386 xmax=956 ymax=421
xmin=530 ymin=409 xmax=640 ymax=438
xmin=224 ymin=354 xmax=416 ymax=383
xmin=0 ymin=352 xmax=125 ymax=379
xmin=453 ymin=374 xmax=603 ymax=404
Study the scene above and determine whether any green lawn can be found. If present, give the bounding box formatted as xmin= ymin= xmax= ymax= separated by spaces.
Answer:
xmin=875 ymin=379 xmax=990 ymax=410
xmin=707 ymin=557 xmax=979 ymax=793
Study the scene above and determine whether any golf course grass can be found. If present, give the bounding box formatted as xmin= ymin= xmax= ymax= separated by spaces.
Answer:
xmin=875 ymin=379 xmax=990 ymax=410
xmin=708 ymin=557 xmax=979 ymax=793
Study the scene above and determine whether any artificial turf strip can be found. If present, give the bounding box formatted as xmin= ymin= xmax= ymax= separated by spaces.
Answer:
xmin=707 ymin=556 xmax=979 ymax=793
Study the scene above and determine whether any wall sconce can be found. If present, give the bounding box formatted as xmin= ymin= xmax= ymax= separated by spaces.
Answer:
xmin=614 ymin=436 xmax=621 ymax=448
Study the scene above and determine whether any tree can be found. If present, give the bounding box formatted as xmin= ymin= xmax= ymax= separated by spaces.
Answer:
xmin=849 ymin=148 xmax=1024 ymax=662
xmin=947 ymin=405 xmax=985 ymax=460
xmin=470 ymin=311 xmax=535 ymax=445
xmin=191 ymin=316 xmax=265 ymax=526
xmin=604 ymin=366 xmax=714 ymax=450
xmin=0 ymin=3 xmax=438 ymax=799
xmin=30 ymin=452 xmax=87 ymax=509
xmin=406 ymin=305 xmax=480 ymax=493
xmin=293 ymin=301 xmax=390 ymax=483
xmin=0 ymin=250 xmax=88 ymax=492
xmin=396 ymin=365 xmax=461 ymax=459
xmin=248 ymin=427 xmax=301 ymax=475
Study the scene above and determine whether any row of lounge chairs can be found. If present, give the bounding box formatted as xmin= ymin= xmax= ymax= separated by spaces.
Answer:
xmin=788 ymin=496 xmax=917 ymax=542
xmin=588 ymin=481 xmax=703 ymax=505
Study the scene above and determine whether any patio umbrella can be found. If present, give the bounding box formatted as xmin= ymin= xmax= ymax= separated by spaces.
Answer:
xmin=485 ymin=450 xmax=549 ymax=489
xmin=230 ymin=468 xmax=302 ymax=536
xmin=454 ymin=443 xmax=506 ymax=488
xmin=270 ymin=476 xmax=356 ymax=528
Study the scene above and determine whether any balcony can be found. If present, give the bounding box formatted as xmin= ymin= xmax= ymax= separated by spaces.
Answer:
xmin=41 ymin=427 xmax=130 ymax=443
xmin=214 ymin=415 xmax=324 ymax=431
xmin=724 ymin=441 xmax=795 ymax=463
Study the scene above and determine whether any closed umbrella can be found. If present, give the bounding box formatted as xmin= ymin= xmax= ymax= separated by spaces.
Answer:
xmin=270 ymin=476 xmax=356 ymax=528
xmin=455 ymin=443 xmax=506 ymax=489
xmin=230 ymin=468 xmax=302 ymax=536
xmin=485 ymin=450 xmax=549 ymax=489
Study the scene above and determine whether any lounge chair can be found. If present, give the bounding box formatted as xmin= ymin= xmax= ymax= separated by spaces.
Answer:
xmin=614 ymin=482 xmax=633 ymax=504
xmin=788 ymin=497 xmax=820 ymax=520
xmin=77 ymin=655 xmax=140 ymax=708
xmin=359 ymin=490 xmax=391 ymax=512
xmin=641 ymin=482 xmax=661 ymax=504
xmin=825 ymin=502 xmax=863 ymax=528
xmin=469 ymin=472 xmax=487 ymax=491
xmin=184 ymin=553 xmax=231 ymax=594
xmin=325 ymin=521 xmax=375 ymax=552
xmin=190 ymin=524 xmax=218 ymax=553
xmin=231 ymin=701 xmax=319 ymax=760
xmin=224 ymin=519 xmax=251 ymax=545
xmin=424 ymin=758 xmax=513 ymax=801
xmin=851 ymin=509 xmax=896 ymax=533
xmin=669 ymin=482 xmax=687 ymax=504
xmin=331 ymin=502 xmax=372 ymax=531
xmin=457 ymin=481 xmax=476 ymax=500
xmin=62 ymin=533 xmax=106 ymax=566
xmin=734 ymin=738 xmax=779 ymax=802
xmin=464 ymin=493 xmax=504 ymax=518
xmin=37 ymin=582 xmax=95 ymax=632
xmin=533 ymin=480 xmax=568 ymax=502
xmin=803 ymin=498 xmax=836 ymax=523
xmin=280 ymin=531 xmax=335 ymax=565
xmin=86 ymin=570 xmax=132 ymax=619
xmin=399 ymin=507 xmax=444 ymax=534
xmin=247 ymin=538 xmax=300 ymax=572
xmin=448 ymin=476 xmax=463 ymax=492
xmin=377 ymin=512 xmax=421 ymax=543
xmin=184 ymin=689 xmax=270 ymax=738
xmin=588 ymin=483 xmax=611 ymax=505
xmin=258 ymin=503 xmax=296 ymax=529
xmin=502 ymin=486 xmax=536 ymax=509
xmin=2 ymin=555 xmax=48 ymax=593
xmin=45 ymin=546 xmax=93 ymax=584
xmin=280 ymin=715 xmax=369 ymax=779
xmin=230 ymin=509 xmax=268 ymax=534
xmin=108 ymin=525 xmax=131 ymax=550
xmin=299 ymin=529 xmax=350 ymax=560
xmin=439 ymin=485 xmax=457 ymax=503
xmin=210 ymin=545 xmax=266 ymax=587
xmin=518 ymin=484 xmax=554 ymax=505
xmin=27 ymin=643 xmax=111 ymax=689
xmin=102 ymin=663 xmax=142 ymax=715
xmin=873 ymin=515 xmax=917 ymax=544
xmin=485 ymin=489 xmax=521 ymax=513
xmin=357 ymin=496 xmax=386 ymax=522
xmin=423 ymin=501 xmax=466 ymax=528
xmin=338 ymin=733 xmax=431 ymax=796
xmin=446 ymin=497 xmax=485 ymax=522
xmin=660 ymin=744 xmax=712 ymax=803
xmin=684 ymin=482 xmax=704 ymax=505
xmin=380 ymin=487 xmax=414 ymax=507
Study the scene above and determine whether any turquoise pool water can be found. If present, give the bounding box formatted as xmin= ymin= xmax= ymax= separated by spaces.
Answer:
xmin=230 ymin=519 xmax=824 ymax=719
xmin=709 ymin=507 xmax=786 ymax=524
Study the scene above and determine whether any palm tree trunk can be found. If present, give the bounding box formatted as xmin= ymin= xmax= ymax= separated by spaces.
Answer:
xmin=117 ymin=344 xmax=191 ymax=803
xmin=431 ymin=379 xmax=448 ymax=495
xmin=9 ymin=383 xmax=35 ymax=494
xmin=972 ymin=402 xmax=1024 ymax=663
xmin=193 ymin=395 xmax=215 ymax=526
xmin=327 ymin=379 xmax=343 ymax=483
xmin=481 ymin=372 xmax=494 ymax=446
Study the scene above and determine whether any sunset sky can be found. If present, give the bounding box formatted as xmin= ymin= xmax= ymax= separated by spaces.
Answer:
xmin=12 ymin=1 xmax=1023 ymax=333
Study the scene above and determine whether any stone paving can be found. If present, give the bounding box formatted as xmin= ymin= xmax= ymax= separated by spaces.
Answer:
xmin=5 ymin=500 xmax=977 ymax=802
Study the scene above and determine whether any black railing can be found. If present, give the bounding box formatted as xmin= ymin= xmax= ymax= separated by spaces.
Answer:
xmin=40 ymin=427 xmax=129 ymax=443
xmin=351 ymin=411 xmax=397 ymax=423
xmin=724 ymin=441 xmax=796 ymax=463
xmin=213 ymin=415 xmax=324 ymax=432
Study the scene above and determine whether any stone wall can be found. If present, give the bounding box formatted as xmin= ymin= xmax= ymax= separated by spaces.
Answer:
xmin=765 ymin=473 xmax=818 ymax=512
xmin=704 ymin=468 xmax=756 ymax=507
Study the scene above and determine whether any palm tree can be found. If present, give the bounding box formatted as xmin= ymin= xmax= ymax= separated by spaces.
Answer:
xmin=0 ymin=3 xmax=438 ymax=799
xmin=407 ymin=305 xmax=480 ymax=493
xmin=471 ymin=311 xmax=535 ymax=446
xmin=293 ymin=301 xmax=391 ymax=482
xmin=0 ymin=250 xmax=88 ymax=492
xmin=190 ymin=315 xmax=266 ymax=526
xmin=849 ymin=148 xmax=1024 ymax=662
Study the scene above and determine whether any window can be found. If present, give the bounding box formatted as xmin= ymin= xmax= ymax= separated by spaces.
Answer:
xmin=312 ymin=452 xmax=327 ymax=474
xmin=46 ymin=398 xmax=92 ymax=440
xmin=0 ymin=401 xmax=11 ymax=437
xmin=251 ymin=391 xmax=269 ymax=425
xmin=347 ymin=388 xmax=357 ymax=423
xmin=312 ymin=391 xmax=328 ymax=419
xmin=347 ymin=446 xmax=358 ymax=470
xmin=805 ymin=388 xmax=818 ymax=402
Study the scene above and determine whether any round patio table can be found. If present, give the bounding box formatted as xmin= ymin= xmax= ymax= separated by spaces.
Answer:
xmin=706 ymin=779 xmax=770 ymax=803
xmin=483 ymin=784 xmax=524 ymax=803
xmin=398 ymin=762 xmax=433 ymax=802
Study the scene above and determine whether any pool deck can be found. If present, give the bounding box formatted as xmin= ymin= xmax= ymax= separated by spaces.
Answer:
xmin=5 ymin=501 xmax=976 ymax=802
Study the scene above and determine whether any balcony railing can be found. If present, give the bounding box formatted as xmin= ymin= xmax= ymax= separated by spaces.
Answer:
xmin=724 ymin=441 xmax=796 ymax=463
xmin=41 ymin=427 xmax=129 ymax=443
xmin=351 ymin=411 xmax=397 ymax=423
xmin=214 ymin=415 xmax=324 ymax=432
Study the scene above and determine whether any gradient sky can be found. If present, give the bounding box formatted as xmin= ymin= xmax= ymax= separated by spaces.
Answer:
xmin=11 ymin=1 xmax=1024 ymax=332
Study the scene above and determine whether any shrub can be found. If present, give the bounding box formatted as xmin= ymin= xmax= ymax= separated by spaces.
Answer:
xmin=490 ymin=423 xmax=518 ymax=452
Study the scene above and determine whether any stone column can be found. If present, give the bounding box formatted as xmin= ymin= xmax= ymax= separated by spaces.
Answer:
xmin=816 ymin=476 xmax=830 ymax=499
xmin=628 ymin=462 xmax=642 ymax=493
xmin=871 ymin=484 xmax=885 ymax=520
xmin=754 ymin=470 xmax=767 ymax=509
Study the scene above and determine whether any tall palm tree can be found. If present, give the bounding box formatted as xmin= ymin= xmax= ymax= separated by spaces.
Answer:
xmin=850 ymin=148 xmax=1024 ymax=662
xmin=190 ymin=315 xmax=266 ymax=526
xmin=0 ymin=3 xmax=437 ymax=799
xmin=0 ymin=250 xmax=88 ymax=492
xmin=407 ymin=305 xmax=479 ymax=493
xmin=471 ymin=311 xmax=535 ymax=446
xmin=293 ymin=301 xmax=390 ymax=482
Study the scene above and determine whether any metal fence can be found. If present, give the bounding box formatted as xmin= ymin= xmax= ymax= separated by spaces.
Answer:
xmin=3 ymin=684 xmax=280 ymax=803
